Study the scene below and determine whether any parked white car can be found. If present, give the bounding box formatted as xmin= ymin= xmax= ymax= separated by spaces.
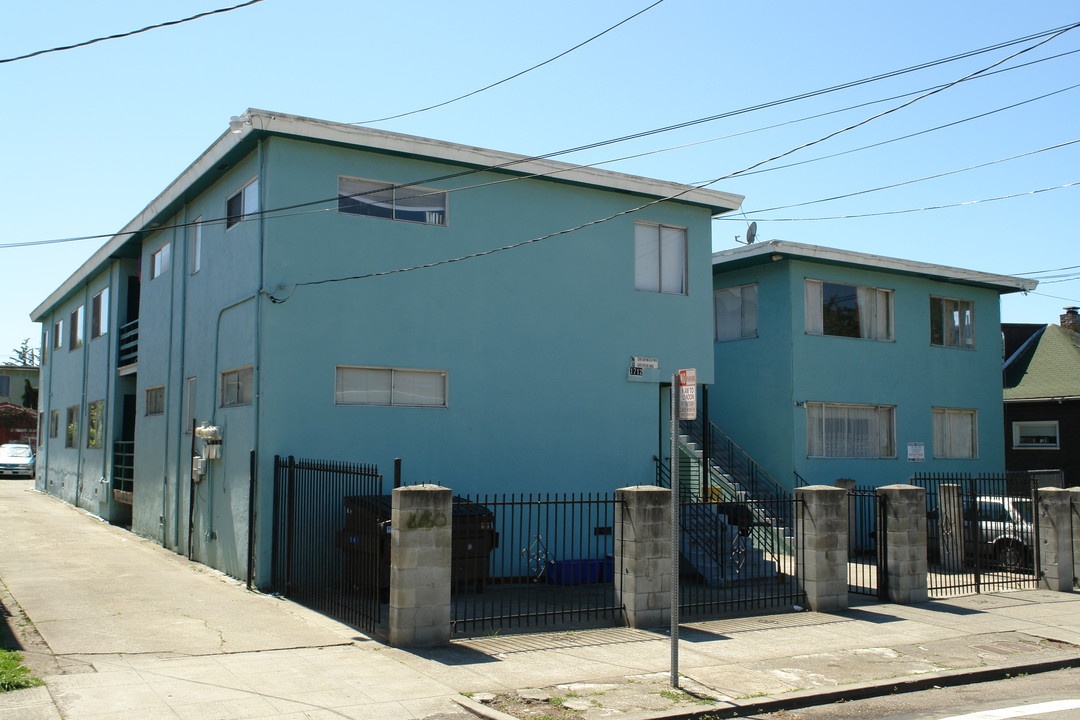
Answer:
xmin=0 ymin=443 xmax=36 ymax=478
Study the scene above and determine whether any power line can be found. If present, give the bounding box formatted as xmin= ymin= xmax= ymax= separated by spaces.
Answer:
xmin=269 ymin=28 xmax=1075 ymax=299
xmin=1016 ymin=263 xmax=1080 ymax=276
xmin=6 ymin=21 xmax=1078 ymax=251
xmin=717 ymin=181 xmax=1079 ymax=222
xmin=739 ymin=139 xmax=1080 ymax=214
xmin=0 ymin=0 xmax=266 ymax=64
xmin=354 ymin=0 xmax=667 ymax=124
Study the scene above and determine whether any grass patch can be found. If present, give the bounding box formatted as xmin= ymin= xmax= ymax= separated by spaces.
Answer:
xmin=0 ymin=649 xmax=44 ymax=692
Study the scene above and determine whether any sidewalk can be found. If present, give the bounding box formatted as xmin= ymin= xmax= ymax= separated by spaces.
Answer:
xmin=2 ymin=479 xmax=1079 ymax=720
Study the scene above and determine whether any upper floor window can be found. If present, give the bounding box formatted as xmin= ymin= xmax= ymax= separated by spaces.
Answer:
xmin=715 ymin=283 xmax=758 ymax=342
xmin=807 ymin=401 xmax=896 ymax=458
xmin=220 ymin=366 xmax=253 ymax=407
xmin=69 ymin=305 xmax=84 ymax=350
xmin=91 ymin=287 xmax=109 ymax=339
xmin=635 ymin=222 xmax=687 ymax=295
xmin=226 ymin=179 xmax=260 ymax=229
xmin=146 ymin=386 xmax=165 ymax=416
xmin=151 ymin=243 xmax=171 ymax=280
xmin=1012 ymin=420 xmax=1058 ymax=449
xmin=191 ymin=219 xmax=203 ymax=274
xmin=805 ymin=279 xmax=893 ymax=341
xmin=930 ymin=296 xmax=974 ymax=349
xmin=337 ymin=176 xmax=447 ymax=226
xmin=933 ymin=407 xmax=978 ymax=459
xmin=53 ymin=320 xmax=63 ymax=349
xmin=336 ymin=366 xmax=447 ymax=408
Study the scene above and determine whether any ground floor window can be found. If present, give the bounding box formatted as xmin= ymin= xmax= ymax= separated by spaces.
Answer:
xmin=335 ymin=366 xmax=447 ymax=408
xmin=806 ymin=402 xmax=895 ymax=458
xmin=87 ymin=400 xmax=105 ymax=448
xmin=65 ymin=406 xmax=79 ymax=448
xmin=933 ymin=407 xmax=978 ymax=458
xmin=1011 ymin=420 xmax=1058 ymax=449
xmin=146 ymin=386 xmax=165 ymax=416
xmin=49 ymin=410 xmax=58 ymax=438
xmin=220 ymin=366 xmax=253 ymax=407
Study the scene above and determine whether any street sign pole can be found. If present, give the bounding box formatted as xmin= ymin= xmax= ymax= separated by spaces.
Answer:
xmin=669 ymin=372 xmax=680 ymax=689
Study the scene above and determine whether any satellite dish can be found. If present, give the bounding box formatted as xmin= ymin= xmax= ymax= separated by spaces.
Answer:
xmin=745 ymin=222 xmax=757 ymax=244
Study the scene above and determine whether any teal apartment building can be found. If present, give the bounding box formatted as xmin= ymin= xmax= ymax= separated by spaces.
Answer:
xmin=30 ymin=110 xmax=743 ymax=583
xmin=709 ymin=240 xmax=1036 ymax=490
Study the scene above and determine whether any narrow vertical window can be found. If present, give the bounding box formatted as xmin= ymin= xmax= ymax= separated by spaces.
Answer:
xmin=91 ymin=287 xmax=110 ymax=339
xmin=69 ymin=305 xmax=84 ymax=350
xmin=87 ymin=400 xmax=105 ymax=448
xmin=634 ymin=222 xmax=687 ymax=295
xmin=184 ymin=377 xmax=197 ymax=432
xmin=53 ymin=320 xmax=63 ymax=349
xmin=151 ymin=243 xmax=171 ymax=279
xmin=49 ymin=410 xmax=59 ymax=438
xmin=191 ymin=219 xmax=203 ymax=274
xmin=65 ymin=405 xmax=79 ymax=448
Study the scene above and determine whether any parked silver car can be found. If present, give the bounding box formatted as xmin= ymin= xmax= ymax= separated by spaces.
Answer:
xmin=928 ymin=495 xmax=1034 ymax=570
xmin=0 ymin=443 xmax=36 ymax=479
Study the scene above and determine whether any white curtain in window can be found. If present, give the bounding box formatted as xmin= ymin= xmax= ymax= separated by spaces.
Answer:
xmin=635 ymin=223 xmax=660 ymax=292
xmin=807 ymin=403 xmax=894 ymax=458
xmin=714 ymin=288 xmax=741 ymax=341
xmin=934 ymin=408 xmax=976 ymax=458
xmin=393 ymin=370 xmax=446 ymax=407
xmin=855 ymin=286 xmax=892 ymax=340
xmin=336 ymin=367 xmax=392 ymax=405
xmin=804 ymin=280 xmax=823 ymax=334
xmin=660 ymin=225 xmax=686 ymax=295
xmin=742 ymin=284 xmax=758 ymax=338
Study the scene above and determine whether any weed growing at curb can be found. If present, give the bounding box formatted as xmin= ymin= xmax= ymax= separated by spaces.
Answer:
xmin=0 ymin=649 xmax=43 ymax=692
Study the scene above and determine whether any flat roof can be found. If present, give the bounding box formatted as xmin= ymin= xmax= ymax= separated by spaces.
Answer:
xmin=712 ymin=239 xmax=1037 ymax=293
xmin=32 ymin=110 xmax=743 ymax=320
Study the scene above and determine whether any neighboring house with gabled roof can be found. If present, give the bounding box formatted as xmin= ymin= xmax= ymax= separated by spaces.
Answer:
xmin=1002 ymin=308 xmax=1080 ymax=487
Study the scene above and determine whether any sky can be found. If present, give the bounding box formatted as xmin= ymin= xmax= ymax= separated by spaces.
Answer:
xmin=2 ymin=0 xmax=1078 ymax=359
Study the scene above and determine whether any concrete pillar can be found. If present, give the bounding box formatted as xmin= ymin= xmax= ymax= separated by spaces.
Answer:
xmin=614 ymin=486 xmax=671 ymax=628
xmin=938 ymin=484 xmax=965 ymax=572
xmin=834 ymin=478 xmax=856 ymax=491
xmin=878 ymin=484 xmax=928 ymax=604
xmin=389 ymin=484 xmax=452 ymax=647
xmin=1037 ymin=487 xmax=1074 ymax=593
xmin=795 ymin=485 xmax=847 ymax=612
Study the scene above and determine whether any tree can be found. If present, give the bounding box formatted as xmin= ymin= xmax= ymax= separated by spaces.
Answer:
xmin=9 ymin=339 xmax=40 ymax=367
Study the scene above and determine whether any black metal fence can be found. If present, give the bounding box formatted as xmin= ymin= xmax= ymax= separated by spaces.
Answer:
xmin=271 ymin=455 xmax=384 ymax=632
xmin=450 ymin=493 xmax=623 ymax=637
xmin=847 ymin=488 xmax=887 ymax=599
xmin=912 ymin=473 xmax=1040 ymax=597
xmin=679 ymin=497 xmax=804 ymax=616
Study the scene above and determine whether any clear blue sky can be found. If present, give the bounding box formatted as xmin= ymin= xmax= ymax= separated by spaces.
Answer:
xmin=3 ymin=0 xmax=1077 ymax=358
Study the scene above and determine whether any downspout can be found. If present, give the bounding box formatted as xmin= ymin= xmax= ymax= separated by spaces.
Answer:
xmin=172 ymin=205 xmax=190 ymax=550
xmin=101 ymin=265 xmax=116 ymax=512
xmin=75 ymin=283 xmax=90 ymax=508
xmin=43 ymin=322 xmax=54 ymax=493
xmin=161 ymin=224 xmax=178 ymax=548
xmin=251 ymin=138 xmax=267 ymax=586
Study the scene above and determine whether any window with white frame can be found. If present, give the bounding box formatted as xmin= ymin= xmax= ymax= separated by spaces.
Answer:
xmin=933 ymin=407 xmax=978 ymax=459
xmin=338 ymin=176 xmax=447 ymax=226
xmin=714 ymin=283 xmax=758 ymax=341
xmin=220 ymin=366 xmax=253 ymax=407
xmin=87 ymin=400 xmax=104 ymax=448
xmin=191 ymin=219 xmax=202 ymax=274
xmin=805 ymin=279 xmax=893 ymax=341
xmin=806 ymin=402 xmax=896 ymax=458
xmin=635 ymin=222 xmax=687 ymax=295
xmin=53 ymin=320 xmax=63 ymax=349
xmin=930 ymin=296 xmax=974 ymax=349
xmin=91 ymin=287 xmax=109 ymax=339
xmin=226 ymin=179 xmax=260 ymax=229
xmin=335 ymin=366 xmax=447 ymax=408
xmin=146 ymin=386 xmax=165 ymax=416
xmin=1012 ymin=420 xmax=1058 ymax=449
xmin=183 ymin=377 xmax=197 ymax=433
xmin=69 ymin=305 xmax=84 ymax=350
xmin=151 ymin=243 xmax=171 ymax=280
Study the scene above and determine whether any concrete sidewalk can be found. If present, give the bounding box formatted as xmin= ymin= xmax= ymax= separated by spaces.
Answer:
xmin=2 ymin=479 xmax=1079 ymax=720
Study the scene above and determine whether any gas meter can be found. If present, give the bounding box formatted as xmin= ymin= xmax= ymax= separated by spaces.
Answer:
xmin=195 ymin=422 xmax=223 ymax=460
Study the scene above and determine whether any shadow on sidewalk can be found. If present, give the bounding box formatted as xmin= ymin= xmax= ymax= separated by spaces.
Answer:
xmin=1 ymin=596 xmax=26 ymax=652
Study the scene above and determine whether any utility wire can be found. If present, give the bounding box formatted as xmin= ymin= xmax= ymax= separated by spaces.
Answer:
xmin=737 ymin=139 xmax=1080 ymax=214
xmin=1016 ymin=263 xmax=1080 ymax=276
xmin=719 ymin=181 xmax=1078 ymax=222
xmin=268 ymin=26 xmax=1076 ymax=299
xmin=0 ymin=0 xmax=266 ymax=64
xmin=5 ymin=22 xmax=1077 ymax=250
xmin=354 ymin=0 xmax=666 ymax=124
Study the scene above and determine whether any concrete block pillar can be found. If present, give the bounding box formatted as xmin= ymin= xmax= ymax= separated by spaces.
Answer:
xmin=614 ymin=486 xmax=671 ymax=628
xmin=1038 ymin=487 xmax=1074 ymax=593
xmin=795 ymin=485 xmax=848 ymax=612
xmin=1072 ymin=489 xmax=1080 ymax=590
xmin=389 ymin=484 xmax=452 ymax=647
xmin=938 ymin=484 xmax=965 ymax=572
xmin=878 ymin=484 xmax=928 ymax=604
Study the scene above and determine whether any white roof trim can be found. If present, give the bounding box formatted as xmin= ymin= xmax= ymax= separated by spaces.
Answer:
xmin=712 ymin=239 xmax=1037 ymax=292
xmin=32 ymin=109 xmax=743 ymax=321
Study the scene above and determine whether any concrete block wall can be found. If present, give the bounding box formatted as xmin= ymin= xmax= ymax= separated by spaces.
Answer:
xmin=388 ymin=485 xmax=452 ymax=647
xmin=614 ymin=486 xmax=672 ymax=628
xmin=795 ymin=485 xmax=847 ymax=612
xmin=1038 ymin=487 xmax=1075 ymax=593
xmin=878 ymin=484 xmax=928 ymax=604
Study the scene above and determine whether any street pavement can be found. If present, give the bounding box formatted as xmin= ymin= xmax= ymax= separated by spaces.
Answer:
xmin=2 ymin=478 xmax=1079 ymax=720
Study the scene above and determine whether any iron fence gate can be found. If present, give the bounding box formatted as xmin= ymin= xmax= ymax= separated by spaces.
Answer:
xmin=450 ymin=493 xmax=623 ymax=637
xmin=847 ymin=488 xmax=887 ymax=599
xmin=913 ymin=473 xmax=1040 ymax=598
xmin=272 ymin=455 xmax=384 ymax=632
xmin=679 ymin=497 xmax=804 ymax=616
